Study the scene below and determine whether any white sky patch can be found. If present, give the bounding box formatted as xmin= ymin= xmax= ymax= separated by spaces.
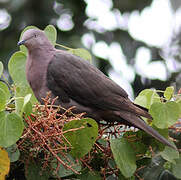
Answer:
xmin=108 ymin=42 xmax=135 ymax=83
xmin=174 ymin=7 xmax=181 ymax=32
xmin=92 ymin=41 xmax=135 ymax=82
xmin=92 ymin=41 xmax=109 ymax=59
xmin=57 ymin=13 xmax=74 ymax=31
xmin=166 ymin=58 xmax=181 ymax=73
xmin=0 ymin=9 xmax=11 ymax=30
xmin=128 ymin=0 xmax=173 ymax=47
xmin=81 ymin=33 xmax=96 ymax=49
xmin=84 ymin=0 xmax=123 ymax=31
xmin=85 ymin=0 xmax=113 ymax=18
xmin=95 ymin=9 xmax=119 ymax=30
xmin=135 ymin=47 xmax=151 ymax=68
xmin=135 ymin=47 xmax=167 ymax=80
xmin=84 ymin=0 xmax=179 ymax=82
xmin=108 ymin=68 xmax=134 ymax=99
xmin=92 ymin=41 xmax=135 ymax=93
xmin=145 ymin=61 xmax=167 ymax=80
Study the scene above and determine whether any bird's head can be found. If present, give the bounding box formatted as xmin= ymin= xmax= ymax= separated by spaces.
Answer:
xmin=18 ymin=29 xmax=53 ymax=50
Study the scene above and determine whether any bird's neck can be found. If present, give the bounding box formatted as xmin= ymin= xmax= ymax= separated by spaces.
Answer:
xmin=27 ymin=47 xmax=55 ymax=76
xmin=26 ymin=47 xmax=55 ymax=101
xmin=28 ymin=46 xmax=54 ymax=59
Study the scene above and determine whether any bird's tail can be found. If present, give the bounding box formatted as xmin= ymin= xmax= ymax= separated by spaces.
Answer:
xmin=118 ymin=111 xmax=177 ymax=150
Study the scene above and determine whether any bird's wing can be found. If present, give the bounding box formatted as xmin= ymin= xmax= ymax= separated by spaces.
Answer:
xmin=47 ymin=50 xmax=130 ymax=111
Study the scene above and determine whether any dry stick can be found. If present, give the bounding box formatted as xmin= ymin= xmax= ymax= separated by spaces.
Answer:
xmin=94 ymin=143 xmax=105 ymax=152
xmin=80 ymin=158 xmax=93 ymax=171
xmin=31 ymin=126 xmax=80 ymax=174
xmin=62 ymin=126 xmax=85 ymax=134
xmin=134 ymin=172 xmax=144 ymax=180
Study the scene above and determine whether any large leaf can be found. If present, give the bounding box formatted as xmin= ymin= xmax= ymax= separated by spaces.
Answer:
xmin=134 ymin=89 xmax=160 ymax=109
xmin=160 ymin=142 xmax=179 ymax=163
xmin=8 ymin=51 xmax=27 ymax=85
xmin=159 ymin=170 xmax=178 ymax=180
xmin=138 ymin=156 xmax=165 ymax=180
xmin=0 ymin=88 xmax=6 ymax=111
xmin=44 ymin=25 xmax=57 ymax=46
xmin=0 ymin=61 xmax=3 ymax=77
xmin=0 ymin=82 xmax=10 ymax=102
xmin=123 ymin=131 xmax=147 ymax=155
xmin=0 ymin=81 xmax=10 ymax=111
xmin=19 ymin=25 xmax=39 ymax=54
xmin=25 ymin=160 xmax=50 ymax=180
xmin=68 ymin=48 xmax=92 ymax=63
xmin=77 ymin=170 xmax=101 ymax=180
xmin=15 ymin=85 xmax=35 ymax=114
xmin=6 ymin=144 xmax=20 ymax=162
xmin=0 ymin=112 xmax=24 ymax=147
xmin=0 ymin=147 xmax=10 ymax=179
xmin=8 ymin=51 xmax=37 ymax=114
xmin=51 ymin=154 xmax=81 ymax=178
xmin=110 ymin=138 xmax=136 ymax=178
xmin=63 ymin=118 xmax=98 ymax=158
xmin=149 ymin=102 xmax=180 ymax=129
xmin=20 ymin=94 xmax=32 ymax=117
xmin=177 ymin=100 xmax=181 ymax=118
xmin=21 ymin=98 xmax=32 ymax=118
xmin=171 ymin=155 xmax=181 ymax=179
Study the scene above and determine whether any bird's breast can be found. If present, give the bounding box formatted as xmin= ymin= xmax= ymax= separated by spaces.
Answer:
xmin=26 ymin=56 xmax=50 ymax=102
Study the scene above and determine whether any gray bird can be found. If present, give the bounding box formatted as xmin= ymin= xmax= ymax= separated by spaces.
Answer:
xmin=18 ymin=29 xmax=176 ymax=150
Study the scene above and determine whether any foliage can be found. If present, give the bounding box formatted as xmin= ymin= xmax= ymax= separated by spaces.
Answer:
xmin=110 ymin=138 xmax=136 ymax=178
xmin=0 ymin=62 xmax=3 ymax=77
xmin=0 ymin=25 xmax=180 ymax=179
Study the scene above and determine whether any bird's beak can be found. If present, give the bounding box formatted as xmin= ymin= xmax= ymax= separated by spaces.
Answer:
xmin=17 ymin=39 xmax=26 ymax=46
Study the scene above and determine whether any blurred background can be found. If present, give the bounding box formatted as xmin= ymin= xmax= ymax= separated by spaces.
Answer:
xmin=1 ymin=0 xmax=181 ymax=99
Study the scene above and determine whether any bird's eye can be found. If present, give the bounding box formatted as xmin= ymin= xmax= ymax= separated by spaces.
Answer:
xmin=34 ymin=34 xmax=37 ymax=38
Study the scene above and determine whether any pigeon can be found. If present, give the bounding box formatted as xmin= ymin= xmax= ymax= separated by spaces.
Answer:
xmin=17 ymin=28 xmax=176 ymax=150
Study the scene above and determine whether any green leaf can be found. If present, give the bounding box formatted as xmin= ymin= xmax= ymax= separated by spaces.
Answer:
xmin=110 ymin=138 xmax=136 ymax=178
xmin=21 ymin=94 xmax=32 ymax=117
xmin=0 ymin=82 xmax=10 ymax=102
xmin=0 ymin=61 xmax=3 ymax=77
xmin=134 ymin=89 xmax=160 ymax=109
xmin=149 ymin=102 xmax=180 ymax=129
xmin=8 ymin=51 xmax=27 ymax=85
xmin=0 ymin=81 xmax=10 ymax=111
xmin=44 ymin=25 xmax=57 ymax=46
xmin=19 ymin=26 xmax=39 ymax=54
xmin=68 ymin=48 xmax=92 ymax=63
xmin=8 ymin=51 xmax=37 ymax=114
xmin=164 ymin=86 xmax=174 ymax=100
xmin=176 ymin=100 xmax=181 ymax=117
xmin=139 ymin=156 xmax=165 ymax=180
xmin=123 ymin=131 xmax=147 ymax=155
xmin=118 ymin=174 xmax=135 ymax=180
xmin=51 ymin=154 xmax=81 ymax=178
xmin=22 ymin=101 xmax=32 ymax=118
xmin=15 ymin=85 xmax=35 ymax=114
xmin=150 ymin=126 xmax=169 ymax=151
xmin=23 ymin=93 xmax=32 ymax=106
xmin=63 ymin=118 xmax=98 ymax=158
xmin=159 ymin=170 xmax=176 ymax=180
xmin=6 ymin=144 xmax=20 ymax=162
xmin=77 ymin=170 xmax=101 ymax=180
xmin=160 ymin=142 xmax=179 ymax=163
xmin=0 ymin=112 xmax=24 ymax=147
xmin=25 ymin=160 xmax=50 ymax=180
xmin=0 ymin=88 xmax=6 ymax=111
xmin=171 ymin=155 xmax=181 ymax=179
